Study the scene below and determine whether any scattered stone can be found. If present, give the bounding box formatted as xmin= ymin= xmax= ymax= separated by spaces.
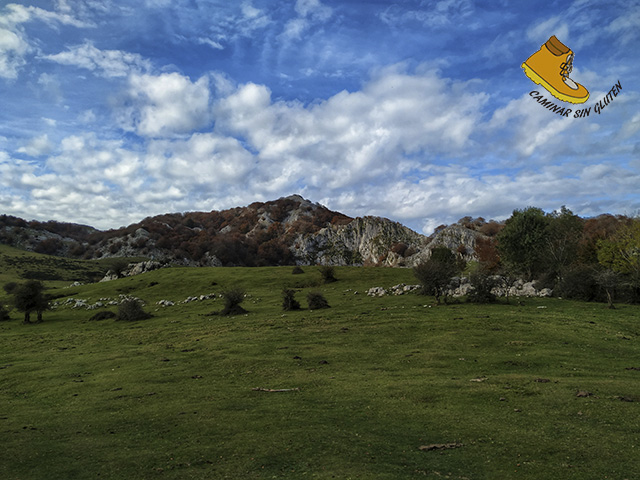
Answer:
xmin=470 ymin=377 xmax=487 ymax=382
xmin=534 ymin=378 xmax=551 ymax=383
xmin=576 ymin=390 xmax=592 ymax=398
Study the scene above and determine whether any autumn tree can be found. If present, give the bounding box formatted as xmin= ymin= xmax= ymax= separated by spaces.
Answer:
xmin=597 ymin=218 xmax=640 ymax=301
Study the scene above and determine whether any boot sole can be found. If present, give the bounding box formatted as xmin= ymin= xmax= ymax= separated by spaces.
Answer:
xmin=522 ymin=62 xmax=589 ymax=104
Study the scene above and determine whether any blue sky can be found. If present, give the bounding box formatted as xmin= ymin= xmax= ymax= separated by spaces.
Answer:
xmin=0 ymin=0 xmax=638 ymax=233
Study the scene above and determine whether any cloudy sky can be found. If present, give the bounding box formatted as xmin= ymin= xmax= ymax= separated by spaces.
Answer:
xmin=0 ymin=0 xmax=638 ymax=233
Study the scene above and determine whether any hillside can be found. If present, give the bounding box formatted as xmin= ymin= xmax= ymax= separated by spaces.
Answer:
xmin=0 ymin=195 xmax=488 ymax=268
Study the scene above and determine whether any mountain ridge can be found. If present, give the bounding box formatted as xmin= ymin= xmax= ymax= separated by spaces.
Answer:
xmin=0 ymin=195 xmax=487 ymax=267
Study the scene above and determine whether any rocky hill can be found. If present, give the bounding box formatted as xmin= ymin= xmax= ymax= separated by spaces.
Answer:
xmin=0 ymin=195 xmax=490 ymax=267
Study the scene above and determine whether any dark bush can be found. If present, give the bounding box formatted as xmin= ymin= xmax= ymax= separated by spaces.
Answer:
xmin=319 ymin=266 xmax=337 ymax=283
xmin=0 ymin=304 xmax=10 ymax=321
xmin=467 ymin=271 xmax=497 ymax=304
xmin=220 ymin=288 xmax=248 ymax=315
xmin=414 ymin=247 xmax=460 ymax=304
xmin=3 ymin=282 xmax=18 ymax=295
xmin=282 ymin=289 xmax=301 ymax=311
xmin=554 ymin=265 xmax=599 ymax=301
xmin=89 ymin=310 xmax=117 ymax=321
xmin=117 ymin=299 xmax=151 ymax=321
xmin=292 ymin=266 xmax=305 ymax=275
xmin=307 ymin=291 xmax=330 ymax=309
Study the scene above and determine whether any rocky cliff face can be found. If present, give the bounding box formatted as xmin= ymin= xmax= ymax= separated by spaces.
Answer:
xmin=292 ymin=216 xmax=429 ymax=266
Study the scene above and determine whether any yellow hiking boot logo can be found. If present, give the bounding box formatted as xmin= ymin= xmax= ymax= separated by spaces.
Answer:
xmin=522 ymin=35 xmax=589 ymax=104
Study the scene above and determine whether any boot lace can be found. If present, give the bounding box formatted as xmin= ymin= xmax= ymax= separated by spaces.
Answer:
xmin=560 ymin=53 xmax=574 ymax=78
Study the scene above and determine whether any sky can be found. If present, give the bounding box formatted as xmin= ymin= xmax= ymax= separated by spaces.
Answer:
xmin=0 ymin=0 xmax=638 ymax=234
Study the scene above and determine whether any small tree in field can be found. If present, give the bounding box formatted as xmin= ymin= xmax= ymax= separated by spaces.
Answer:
xmin=319 ymin=266 xmax=337 ymax=283
xmin=414 ymin=247 xmax=460 ymax=304
xmin=282 ymin=289 xmax=301 ymax=311
xmin=11 ymin=280 xmax=48 ymax=324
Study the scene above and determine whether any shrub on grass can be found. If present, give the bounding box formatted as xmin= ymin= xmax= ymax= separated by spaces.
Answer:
xmin=117 ymin=299 xmax=151 ymax=321
xmin=319 ymin=266 xmax=337 ymax=283
xmin=89 ymin=310 xmax=117 ymax=321
xmin=220 ymin=288 xmax=248 ymax=315
xmin=282 ymin=289 xmax=301 ymax=311
xmin=554 ymin=265 xmax=599 ymax=301
xmin=307 ymin=291 xmax=330 ymax=310
xmin=0 ymin=304 xmax=10 ymax=321
xmin=467 ymin=271 xmax=497 ymax=304
xmin=292 ymin=266 xmax=304 ymax=275
xmin=413 ymin=248 xmax=459 ymax=304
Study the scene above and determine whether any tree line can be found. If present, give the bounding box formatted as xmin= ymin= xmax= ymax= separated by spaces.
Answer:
xmin=416 ymin=207 xmax=640 ymax=307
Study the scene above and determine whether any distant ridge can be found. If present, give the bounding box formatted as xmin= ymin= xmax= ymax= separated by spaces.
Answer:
xmin=0 ymin=195 xmax=487 ymax=267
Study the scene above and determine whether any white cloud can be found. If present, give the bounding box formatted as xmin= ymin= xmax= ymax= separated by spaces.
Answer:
xmin=215 ymin=65 xmax=488 ymax=191
xmin=43 ymin=42 xmax=151 ymax=78
xmin=380 ymin=0 xmax=474 ymax=28
xmin=526 ymin=16 xmax=570 ymax=45
xmin=295 ymin=0 xmax=332 ymax=21
xmin=1 ymin=3 xmax=93 ymax=28
xmin=0 ymin=2 xmax=93 ymax=80
xmin=281 ymin=0 xmax=332 ymax=40
xmin=17 ymin=134 xmax=54 ymax=157
xmin=197 ymin=37 xmax=224 ymax=50
xmin=606 ymin=5 xmax=640 ymax=45
xmin=0 ymin=26 xmax=29 ymax=79
xmin=116 ymin=72 xmax=212 ymax=137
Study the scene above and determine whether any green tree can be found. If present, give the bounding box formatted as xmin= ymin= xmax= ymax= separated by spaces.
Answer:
xmin=497 ymin=207 xmax=550 ymax=280
xmin=11 ymin=280 xmax=48 ymax=324
xmin=414 ymin=247 xmax=460 ymax=304
xmin=597 ymin=218 xmax=640 ymax=300
xmin=545 ymin=206 xmax=583 ymax=277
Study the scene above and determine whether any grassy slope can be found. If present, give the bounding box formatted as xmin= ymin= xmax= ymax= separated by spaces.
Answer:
xmin=1 ymin=256 xmax=639 ymax=479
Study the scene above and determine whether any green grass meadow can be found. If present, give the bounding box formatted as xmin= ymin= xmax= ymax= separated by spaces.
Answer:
xmin=1 ymin=249 xmax=639 ymax=479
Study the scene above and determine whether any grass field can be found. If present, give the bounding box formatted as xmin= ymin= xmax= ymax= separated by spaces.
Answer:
xmin=1 ymin=250 xmax=639 ymax=479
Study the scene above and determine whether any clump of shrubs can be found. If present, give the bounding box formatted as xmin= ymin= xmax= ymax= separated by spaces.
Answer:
xmin=282 ymin=289 xmax=301 ymax=311
xmin=319 ymin=266 xmax=337 ymax=283
xmin=117 ymin=299 xmax=152 ymax=321
xmin=220 ymin=288 xmax=248 ymax=316
xmin=292 ymin=266 xmax=305 ymax=275
xmin=307 ymin=291 xmax=330 ymax=310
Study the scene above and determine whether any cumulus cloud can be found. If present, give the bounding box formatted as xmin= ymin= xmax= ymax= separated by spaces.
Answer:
xmin=214 ymin=65 xmax=488 ymax=191
xmin=115 ymin=73 xmax=213 ymax=137
xmin=17 ymin=134 xmax=54 ymax=157
xmin=43 ymin=42 xmax=152 ymax=77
